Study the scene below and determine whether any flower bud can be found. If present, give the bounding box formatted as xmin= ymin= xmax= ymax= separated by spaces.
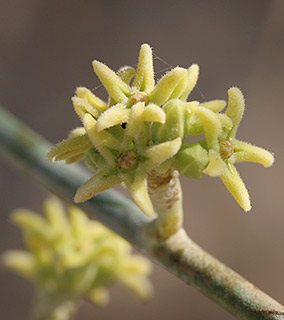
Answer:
xmin=152 ymin=99 xmax=186 ymax=143
xmin=174 ymin=142 xmax=209 ymax=179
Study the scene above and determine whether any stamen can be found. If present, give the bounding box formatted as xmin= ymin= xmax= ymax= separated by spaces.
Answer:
xmin=131 ymin=91 xmax=149 ymax=104
xmin=220 ymin=141 xmax=234 ymax=159
xmin=118 ymin=150 xmax=138 ymax=169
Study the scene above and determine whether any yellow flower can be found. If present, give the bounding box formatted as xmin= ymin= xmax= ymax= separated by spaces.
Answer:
xmin=196 ymin=87 xmax=274 ymax=211
xmin=2 ymin=197 xmax=153 ymax=306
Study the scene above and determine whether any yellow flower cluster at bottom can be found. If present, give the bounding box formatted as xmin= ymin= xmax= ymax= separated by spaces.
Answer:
xmin=2 ymin=197 xmax=153 ymax=307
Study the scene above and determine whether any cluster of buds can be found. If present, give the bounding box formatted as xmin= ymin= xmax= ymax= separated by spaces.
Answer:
xmin=2 ymin=197 xmax=153 ymax=315
xmin=48 ymin=44 xmax=273 ymax=215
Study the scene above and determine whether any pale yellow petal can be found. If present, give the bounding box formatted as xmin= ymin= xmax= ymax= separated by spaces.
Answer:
xmin=1 ymin=250 xmax=36 ymax=279
xmin=76 ymin=87 xmax=107 ymax=111
xmin=68 ymin=127 xmax=86 ymax=138
xmin=47 ymin=134 xmax=92 ymax=162
xmin=126 ymin=172 xmax=155 ymax=217
xmin=143 ymin=104 xmax=165 ymax=123
xmin=88 ymin=287 xmax=109 ymax=307
xmin=117 ymin=66 xmax=136 ymax=84
xmin=203 ymin=150 xmax=226 ymax=177
xmin=150 ymin=67 xmax=188 ymax=106
xmin=133 ymin=43 xmax=155 ymax=93
xmin=124 ymin=102 xmax=145 ymax=142
xmin=233 ymin=140 xmax=274 ymax=167
xmin=97 ymin=104 xmax=130 ymax=132
xmin=83 ymin=114 xmax=119 ymax=159
xmin=200 ymin=100 xmax=227 ymax=112
xmin=74 ymin=170 xmax=121 ymax=203
xmin=43 ymin=197 xmax=67 ymax=229
xmin=72 ymin=96 xmax=100 ymax=120
xmin=92 ymin=60 xmax=131 ymax=103
xmin=225 ymin=87 xmax=245 ymax=139
xmin=220 ymin=164 xmax=251 ymax=212
xmin=143 ymin=138 xmax=182 ymax=169
xmin=196 ymin=107 xmax=221 ymax=151
xmin=179 ymin=64 xmax=199 ymax=101
xmin=119 ymin=276 xmax=154 ymax=301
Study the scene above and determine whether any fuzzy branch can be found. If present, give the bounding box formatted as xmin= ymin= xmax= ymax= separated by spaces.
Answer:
xmin=0 ymin=106 xmax=283 ymax=320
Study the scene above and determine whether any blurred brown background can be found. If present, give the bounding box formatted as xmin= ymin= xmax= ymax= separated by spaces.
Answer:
xmin=0 ymin=1 xmax=283 ymax=319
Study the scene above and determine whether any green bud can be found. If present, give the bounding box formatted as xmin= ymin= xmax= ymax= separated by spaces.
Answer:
xmin=152 ymin=99 xmax=186 ymax=143
xmin=174 ymin=142 xmax=209 ymax=179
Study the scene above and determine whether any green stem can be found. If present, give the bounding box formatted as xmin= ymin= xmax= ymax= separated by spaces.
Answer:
xmin=31 ymin=292 xmax=78 ymax=320
xmin=1 ymin=106 xmax=284 ymax=320
xmin=148 ymin=169 xmax=183 ymax=239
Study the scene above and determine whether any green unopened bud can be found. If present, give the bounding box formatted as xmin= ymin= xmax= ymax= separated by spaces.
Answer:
xmin=152 ymin=99 xmax=187 ymax=143
xmin=174 ymin=142 xmax=209 ymax=179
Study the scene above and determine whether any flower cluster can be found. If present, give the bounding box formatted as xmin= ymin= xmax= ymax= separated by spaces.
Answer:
xmin=48 ymin=44 xmax=273 ymax=214
xmin=2 ymin=197 xmax=153 ymax=308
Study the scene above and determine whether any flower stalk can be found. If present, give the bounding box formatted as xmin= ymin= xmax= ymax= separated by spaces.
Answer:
xmin=0 ymin=106 xmax=283 ymax=320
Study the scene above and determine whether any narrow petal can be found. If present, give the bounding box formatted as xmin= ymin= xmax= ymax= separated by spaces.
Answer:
xmin=126 ymin=171 xmax=155 ymax=217
xmin=196 ymin=107 xmax=221 ymax=151
xmin=83 ymin=114 xmax=119 ymax=159
xmin=97 ymin=104 xmax=130 ymax=132
xmin=220 ymin=164 xmax=251 ymax=212
xmin=68 ymin=206 xmax=88 ymax=239
xmin=88 ymin=288 xmax=109 ymax=307
xmin=1 ymin=250 xmax=36 ymax=279
xmin=143 ymin=104 xmax=166 ymax=123
xmin=124 ymin=102 xmax=145 ymax=142
xmin=133 ymin=44 xmax=155 ymax=93
xmin=43 ymin=197 xmax=67 ymax=229
xmin=203 ymin=150 xmax=226 ymax=177
xmin=11 ymin=209 xmax=52 ymax=238
xmin=68 ymin=127 xmax=86 ymax=138
xmin=179 ymin=64 xmax=199 ymax=101
xmin=143 ymin=138 xmax=182 ymax=169
xmin=119 ymin=275 xmax=153 ymax=301
xmin=92 ymin=60 xmax=131 ymax=103
xmin=76 ymin=87 xmax=107 ymax=111
xmin=168 ymin=70 xmax=189 ymax=100
xmin=117 ymin=66 xmax=136 ymax=84
xmin=74 ymin=170 xmax=121 ymax=203
xmin=65 ymin=153 xmax=86 ymax=164
xmin=200 ymin=100 xmax=227 ymax=113
xmin=233 ymin=140 xmax=274 ymax=167
xmin=225 ymin=87 xmax=245 ymax=139
xmin=47 ymin=134 xmax=92 ymax=162
xmin=150 ymin=67 xmax=188 ymax=106
xmin=72 ymin=96 xmax=100 ymax=120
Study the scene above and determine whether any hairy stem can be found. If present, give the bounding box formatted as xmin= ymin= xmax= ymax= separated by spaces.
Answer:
xmin=0 ymin=106 xmax=284 ymax=320
xmin=148 ymin=169 xmax=183 ymax=239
